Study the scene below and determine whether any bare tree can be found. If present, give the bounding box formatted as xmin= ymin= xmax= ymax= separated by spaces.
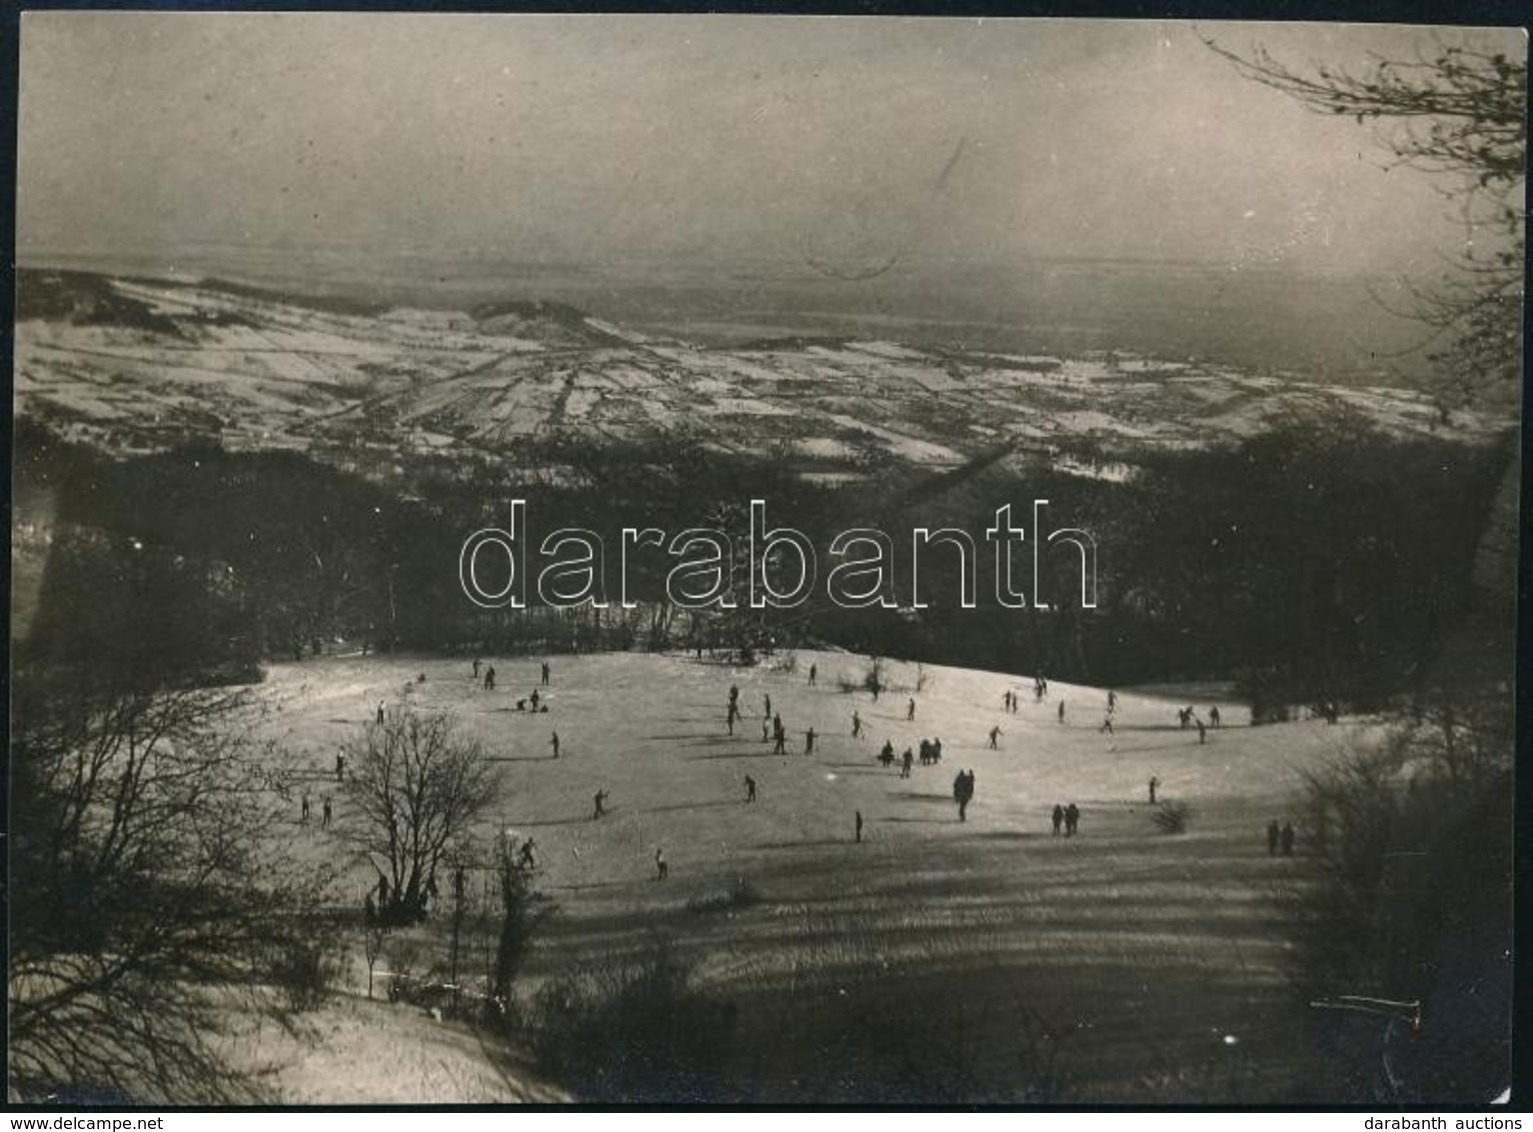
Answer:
xmin=1205 ymin=30 xmax=1526 ymax=412
xmin=341 ymin=708 xmax=500 ymax=925
xmin=9 ymin=673 xmax=326 ymax=1103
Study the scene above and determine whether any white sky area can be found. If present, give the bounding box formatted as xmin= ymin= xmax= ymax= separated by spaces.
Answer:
xmin=17 ymin=14 xmax=1528 ymax=280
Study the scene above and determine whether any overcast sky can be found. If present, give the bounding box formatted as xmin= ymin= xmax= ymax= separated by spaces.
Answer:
xmin=17 ymin=14 xmax=1527 ymax=279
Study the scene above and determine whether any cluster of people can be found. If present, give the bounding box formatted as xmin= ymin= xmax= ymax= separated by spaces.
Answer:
xmin=1175 ymin=705 xmax=1221 ymax=744
xmin=1001 ymin=689 xmax=1022 ymax=713
xmin=364 ymin=870 xmax=440 ymax=926
xmin=299 ymin=791 xmax=334 ymax=828
xmin=1051 ymin=802 xmax=1082 ymax=836
xmin=471 ymin=657 xmax=553 ymax=699
xmin=1267 ymin=819 xmax=1296 ymax=856
xmin=917 ymin=737 xmax=944 ymax=765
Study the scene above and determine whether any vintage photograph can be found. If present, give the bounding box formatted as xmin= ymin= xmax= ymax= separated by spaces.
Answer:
xmin=8 ymin=13 xmax=1523 ymax=1105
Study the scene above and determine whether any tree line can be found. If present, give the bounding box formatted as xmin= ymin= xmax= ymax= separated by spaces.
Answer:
xmin=13 ymin=413 xmax=1511 ymax=712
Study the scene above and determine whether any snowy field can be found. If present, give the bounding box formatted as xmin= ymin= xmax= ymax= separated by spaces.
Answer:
xmin=16 ymin=273 xmax=1507 ymax=479
xmin=243 ymin=647 xmax=1372 ymax=1102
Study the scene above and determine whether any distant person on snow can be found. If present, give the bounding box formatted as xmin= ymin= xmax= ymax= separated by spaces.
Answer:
xmin=763 ymin=693 xmax=772 ymax=720
xmin=550 ymin=731 xmax=560 ymax=758
xmin=530 ymin=689 xmax=540 ymax=710
xmin=1052 ymin=804 xmax=1065 ymax=836
xmin=1148 ymin=775 xmax=1159 ymax=804
xmin=761 ymin=717 xmax=771 ymax=742
xmin=852 ymin=711 xmax=863 ymax=739
xmin=593 ymin=789 xmax=609 ymax=820
xmin=322 ymin=797 xmax=333 ymax=828
xmin=335 ymin=753 xmax=346 ymax=782
xmin=473 ymin=658 xmax=481 ymax=680
xmin=855 ymin=810 xmax=864 ymax=843
xmin=541 ymin=662 xmax=551 ymax=686
xmin=1108 ymin=689 xmax=1118 ymax=712
xmin=907 ymin=698 xmax=916 ymax=722
xmin=1065 ymin=802 xmax=1080 ymax=837
xmin=483 ymin=666 xmax=496 ymax=691
xmin=376 ymin=701 xmax=385 ymax=725
xmin=1209 ymin=705 xmax=1221 ymax=728
xmin=988 ymin=725 xmax=1002 ymax=750
xmin=954 ymin=770 xmax=975 ymax=822
xmin=1196 ymin=719 xmax=1207 ymax=745
xmin=655 ymin=848 xmax=668 ymax=880
xmin=809 ymin=664 xmax=817 ymax=687
xmin=744 ymin=775 xmax=757 ymax=803
xmin=901 ymin=748 xmax=914 ymax=779
xmin=1058 ymin=701 xmax=1066 ymax=724
xmin=804 ymin=728 xmax=816 ymax=756
xmin=301 ymin=793 xmax=311 ymax=824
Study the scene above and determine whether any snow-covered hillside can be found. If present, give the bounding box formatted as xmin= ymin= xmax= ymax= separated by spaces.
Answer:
xmin=15 ymin=269 xmax=1506 ymax=480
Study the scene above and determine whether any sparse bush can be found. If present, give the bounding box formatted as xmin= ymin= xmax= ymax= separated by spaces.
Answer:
xmin=685 ymin=877 xmax=762 ymax=914
xmin=863 ymin=657 xmax=886 ymax=697
xmin=1151 ymin=800 xmax=1192 ymax=835
xmin=273 ymin=938 xmax=341 ymax=1013
xmin=1283 ymin=686 xmax=1511 ymax=1101
xmin=526 ymin=936 xmax=737 ymax=1101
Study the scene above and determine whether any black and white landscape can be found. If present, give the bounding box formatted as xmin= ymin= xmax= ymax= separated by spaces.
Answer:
xmin=9 ymin=14 xmax=1522 ymax=1106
